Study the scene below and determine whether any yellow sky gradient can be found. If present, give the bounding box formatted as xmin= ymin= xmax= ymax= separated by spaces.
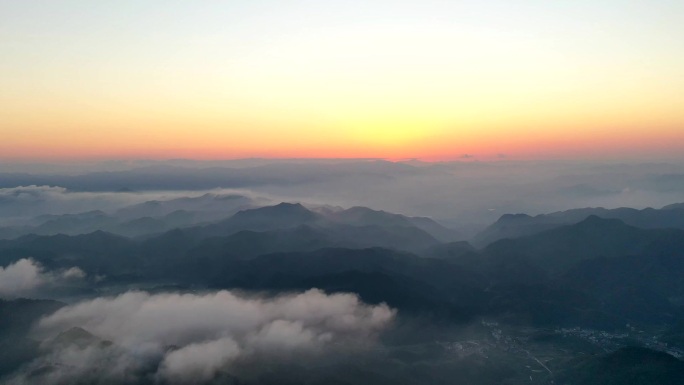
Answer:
xmin=1 ymin=1 xmax=683 ymax=161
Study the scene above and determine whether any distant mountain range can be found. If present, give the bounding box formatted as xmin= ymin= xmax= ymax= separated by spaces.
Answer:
xmin=2 ymin=197 xmax=684 ymax=384
xmin=2 ymin=207 xmax=683 ymax=329
xmin=0 ymin=192 xmax=258 ymax=239
xmin=0 ymin=198 xmax=461 ymax=247
xmin=473 ymin=203 xmax=684 ymax=247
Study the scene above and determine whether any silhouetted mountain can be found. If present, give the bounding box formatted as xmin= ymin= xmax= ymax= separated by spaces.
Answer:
xmin=210 ymin=247 xmax=486 ymax=319
xmin=324 ymin=223 xmax=440 ymax=251
xmin=406 ymin=216 xmax=462 ymax=242
xmin=48 ymin=327 xmax=112 ymax=350
xmin=111 ymin=210 xmax=202 ymax=237
xmin=559 ymin=254 xmax=684 ymax=323
xmin=188 ymin=202 xmax=323 ymax=238
xmin=2 ymin=209 xmax=683 ymax=329
xmin=474 ymin=204 xmax=684 ymax=247
xmin=0 ymin=211 xmax=118 ymax=240
xmin=173 ymin=203 xmax=443 ymax=252
xmin=32 ymin=210 xmax=117 ymax=234
xmin=115 ymin=193 xmax=254 ymax=220
xmin=0 ymin=203 xmax=446 ymax=286
xmin=183 ymin=222 xmax=441 ymax=263
xmin=0 ymin=226 xmax=27 ymax=240
xmin=328 ymin=206 xmax=415 ymax=227
xmin=472 ymin=213 xmax=561 ymax=247
xmin=234 ymin=202 xmax=320 ymax=225
xmin=482 ymin=283 xmax=618 ymax=328
xmin=662 ymin=202 xmax=684 ymax=210
xmin=328 ymin=206 xmax=460 ymax=242
xmin=424 ymin=241 xmax=478 ymax=260
xmin=0 ymin=231 xmax=139 ymax=274
xmin=484 ymin=216 xmax=684 ymax=274
xmin=1 ymin=230 xmax=134 ymax=255
xmin=480 ymin=216 xmax=684 ymax=324
xmin=201 ymin=246 xmax=623 ymax=327
xmin=185 ymin=225 xmax=340 ymax=261
xmin=116 ymin=216 xmax=169 ymax=237
xmin=0 ymin=193 xmax=259 ymax=240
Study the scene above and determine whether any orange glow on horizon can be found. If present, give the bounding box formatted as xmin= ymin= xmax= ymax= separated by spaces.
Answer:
xmin=2 ymin=120 xmax=682 ymax=163
xmin=2 ymin=2 xmax=683 ymax=162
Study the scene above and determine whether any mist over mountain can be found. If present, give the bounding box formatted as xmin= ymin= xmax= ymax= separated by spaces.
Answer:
xmin=474 ymin=204 xmax=684 ymax=247
xmin=0 ymin=191 xmax=267 ymax=239
xmin=3 ymin=160 xmax=684 ymax=236
xmin=1 ymin=160 xmax=684 ymax=384
xmin=3 ymin=0 xmax=684 ymax=380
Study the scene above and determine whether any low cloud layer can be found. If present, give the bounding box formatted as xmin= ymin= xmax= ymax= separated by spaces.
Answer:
xmin=0 ymin=185 xmax=270 ymax=225
xmin=3 ymin=160 xmax=684 ymax=235
xmin=11 ymin=289 xmax=395 ymax=384
xmin=0 ymin=258 xmax=85 ymax=298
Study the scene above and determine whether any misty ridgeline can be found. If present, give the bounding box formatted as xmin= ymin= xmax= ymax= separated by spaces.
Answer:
xmin=1 ymin=160 xmax=684 ymax=384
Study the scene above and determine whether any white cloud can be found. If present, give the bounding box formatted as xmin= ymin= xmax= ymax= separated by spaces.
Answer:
xmin=0 ymin=258 xmax=46 ymax=297
xmin=158 ymin=337 xmax=241 ymax=383
xmin=0 ymin=259 xmax=86 ymax=298
xmin=61 ymin=267 xmax=86 ymax=280
xmin=23 ymin=289 xmax=395 ymax=384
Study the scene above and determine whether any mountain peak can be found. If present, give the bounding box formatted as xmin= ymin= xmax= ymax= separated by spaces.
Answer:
xmin=232 ymin=202 xmax=319 ymax=223
xmin=256 ymin=202 xmax=312 ymax=215
xmin=51 ymin=326 xmax=112 ymax=349
xmin=274 ymin=202 xmax=306 ymax=209
xmin=497 ymin=213 xmax=532 ymax=222
xmin=345 ymin=206 xmax=383 ymax=214
xmin=575 ymin=215 xmax=627 ymax=228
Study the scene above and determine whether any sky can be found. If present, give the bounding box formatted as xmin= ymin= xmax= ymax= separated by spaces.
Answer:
xmin=1 ymin=0 xmax=683 ymax=161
